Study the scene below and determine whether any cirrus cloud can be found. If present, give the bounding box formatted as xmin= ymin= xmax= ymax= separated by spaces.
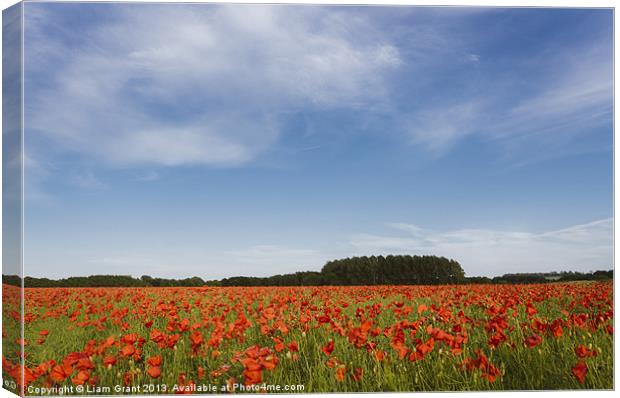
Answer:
xmin=351 ymin=219 xmax=613 ymax=276
xmin=25 ymin=4 xmax=401 ymax=167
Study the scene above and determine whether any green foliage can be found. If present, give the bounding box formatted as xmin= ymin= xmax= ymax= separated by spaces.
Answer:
xmin=2 ymin=274 xmax=218 ymax=288
xmin=474 ymin=270 xmax=614 ymax=285
xmin=2 ymin=274 xmax=21 ymax=287
xmin=1 ymin=262 xmax=612 ymax=288
xmin=221 ymin=255 xmax=466 ymax=286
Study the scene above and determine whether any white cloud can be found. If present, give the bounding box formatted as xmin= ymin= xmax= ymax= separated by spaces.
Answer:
xmin=467 ymin=53 xmax=480 ymax=63
xmin=25 ymin=4 xmax=401 ymax=167
xmin=401 ymin=34 xmax=612 ymax=160
xmin=24 ymin=5 xmax=611 ymax=171
xmin=402 ymin=101 xmax=484 ymax=153
xmin=351 ymin=219 xmax=613 ymax=276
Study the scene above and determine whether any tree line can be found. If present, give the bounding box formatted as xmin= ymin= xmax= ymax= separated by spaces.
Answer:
xmin=468 ymin=270 xmax=613 ymax=284
xmin=220 ymin=255 xmax=465 ymax=286
xmin=1 ymin=274 xmax=218 ymax=288
xmin=1 ymin=255 xmax=612 ymax=288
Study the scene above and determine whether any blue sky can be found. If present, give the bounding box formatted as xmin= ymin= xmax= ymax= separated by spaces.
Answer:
xmin=20 ymin=3 xmax=613 ymax=279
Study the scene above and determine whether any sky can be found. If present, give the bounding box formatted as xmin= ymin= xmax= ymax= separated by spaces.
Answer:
xmin=17 ymin=3 xmax=613 ymax=279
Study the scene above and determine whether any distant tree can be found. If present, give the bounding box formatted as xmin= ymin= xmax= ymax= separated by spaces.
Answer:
xmin=464 ymin=276 xmax=492 ymax=284
xmin=4 ymin=265 xmax=612 ymax=288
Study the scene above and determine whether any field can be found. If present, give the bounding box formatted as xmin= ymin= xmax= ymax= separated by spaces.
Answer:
xmin=1 ymin=282 xmax=614 ymax=394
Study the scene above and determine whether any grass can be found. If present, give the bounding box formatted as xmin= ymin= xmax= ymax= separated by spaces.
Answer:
xmin=1 ymin=282 xmax=613 ymax=394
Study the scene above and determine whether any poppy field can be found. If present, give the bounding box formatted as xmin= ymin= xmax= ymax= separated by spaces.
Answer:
xmin=1 ymin=282 xmax=614 ymax=394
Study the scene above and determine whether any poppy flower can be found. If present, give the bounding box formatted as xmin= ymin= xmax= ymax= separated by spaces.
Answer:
xmin=147 ymin=366 xmax=161 ymax=379
xmin=72 ymin=370 xmax=90 ymax=385
xmin=243 ymin=369 xmax=262 ymax=385
xmin=103 ymin=356 xmax=117 ymax=367
xmin=123 ymin=371 xmax=136 ymax=386
xmin=352 ymin=367 xmax=363 ymax=382
xmin=524 ymin=334 xmax=542 ymax=348
xmin=120 ymin=344 xmax=136 ymax=357
xmin=326 ymin=357 xmax=341 ymax=369
xmin=260 ymin=354 xmax=279 ymax=370
xmin=273 ymin=337 xmax=285 ymax=352
xmin=572 ymin=362 xmax=588 ymax=384
xmin=190 ymin=331 xmax=204 ymax=352
xmin=147 ymin=356 xmax=162 ymax=367
xmin=121 ymin=333 xmax=138 ymax=345
xmin=335 ymin=365 xmax=346 ymax=382
xmin=322 ymin=340 xmax=335 ymax=356
xmin=575 ymin=345 xmax=597 ymax=358
xmin=462 ymin=349 xmax=502 ymax=382
xmin=75 ymin=357 xmax=94 ymax=371
xmin=50 ymin=363 xmax=73 ymax=383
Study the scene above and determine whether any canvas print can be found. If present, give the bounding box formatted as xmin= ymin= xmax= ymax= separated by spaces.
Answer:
xmin=1 ymin=1 xmax=614 ymax=395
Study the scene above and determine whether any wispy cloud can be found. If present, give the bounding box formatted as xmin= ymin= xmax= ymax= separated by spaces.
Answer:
xmin=24 ymin=5 xmax=611 ymax=174
xmin=351 ymin=219 xmax=613 ymax=276
xmin=399 ymin=23 xmax=612 ymax=162
xmin=71 ymin=170 xmax=107 ymax=190
xmin=403 ymin=101 xmax=484 ymax=153
xmin=25 ymin=4 xmax=401 ymax=168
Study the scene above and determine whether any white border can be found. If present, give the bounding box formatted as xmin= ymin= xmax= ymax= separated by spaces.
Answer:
xmin=0 ymin=1 xmax=617 ymax=398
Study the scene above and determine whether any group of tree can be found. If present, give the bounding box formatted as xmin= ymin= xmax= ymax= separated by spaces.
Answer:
xmin=2 ymin=274 xmax=219 ymax=288
xmin=1 ymin=256 xmax=612 ymax=288
xmin=468 ymin=270 xmax=613 ymax=284
xmin=220 ymin=255 xmax=465 ymax=286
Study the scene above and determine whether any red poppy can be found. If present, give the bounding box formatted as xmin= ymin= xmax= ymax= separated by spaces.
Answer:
xmin=322 ymin=340 xmax=335 ymax=356
xmin=50 ymin=363 xmax=73 ymax=383
xmin=273 ymin=337 xmax=285 ymax=352
xmin=147 ymin=366 xmax=161 ymax=379
xmin=121 ymin=333 xmax=138 ymax=345
xmin=103 ymin=356 xmax=117 ymax=367
xmin=72 ymin=370 xmax=90 ymax=385
xmin=524 ymin=334 xmax=542 ymax=348
xmin=352 ymin=367 xmax=363 ymax=382
xmin=572 ymin=362 xmax=588 ymax=384
xmin=120 ymin=344 xmax=136 ymax=357
xmin=335 ymin=366 xmax=346 ymax=382
xmin=147 ymin=356 xmax=162 ymax=367
xmin=575 ymin=345 xmax=597 ymax=358
xmin=260 ymin=354 xmax=279 ymax=370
